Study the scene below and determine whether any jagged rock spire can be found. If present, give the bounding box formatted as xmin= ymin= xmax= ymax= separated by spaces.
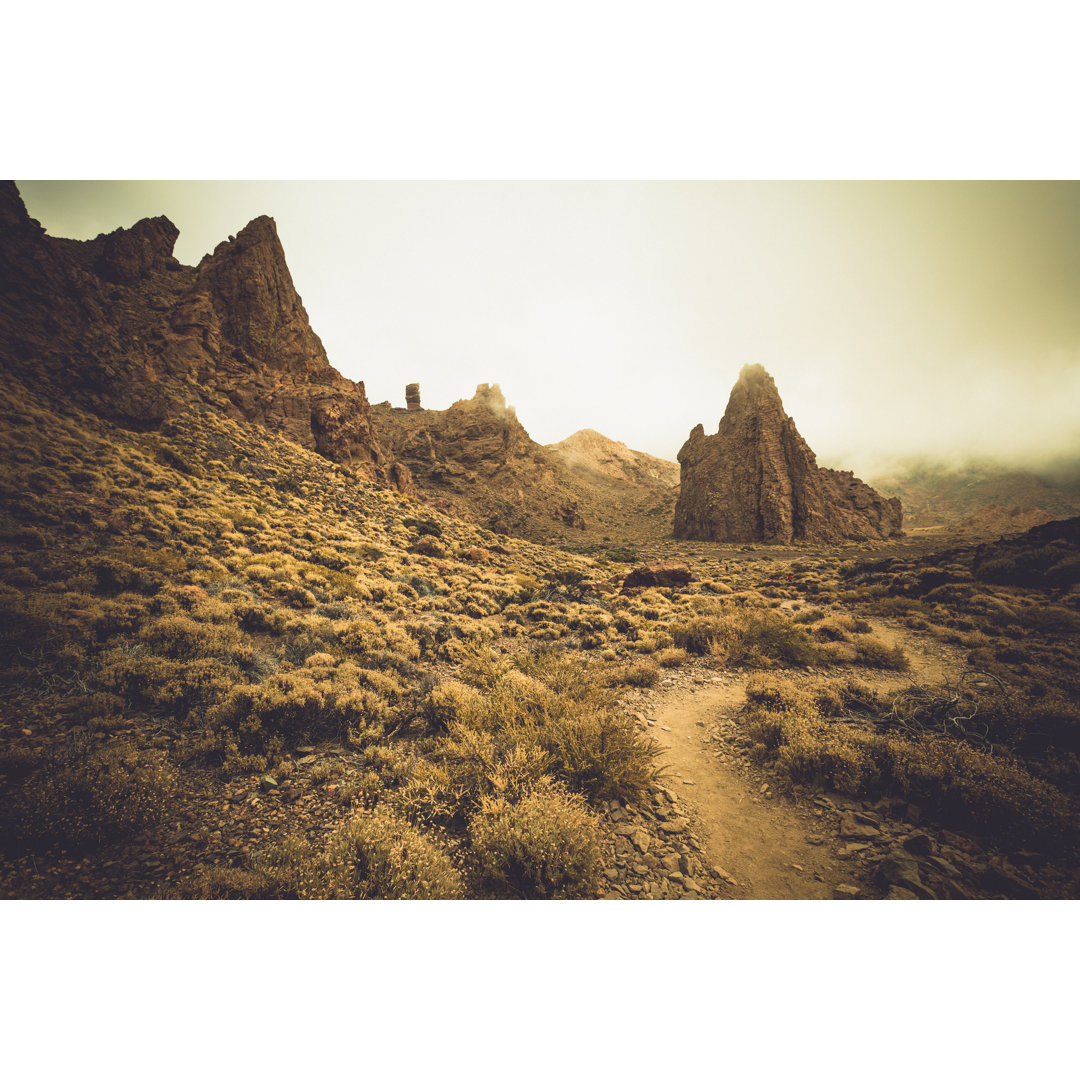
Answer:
xmin=674 ymin=364 xmax=902 ymax=543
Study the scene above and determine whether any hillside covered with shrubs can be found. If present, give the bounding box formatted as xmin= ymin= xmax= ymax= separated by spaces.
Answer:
xmin=3 ymin=368 xmax=1079 ymax=898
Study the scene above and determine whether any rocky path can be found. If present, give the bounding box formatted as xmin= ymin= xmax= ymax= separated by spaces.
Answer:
xmin=623 ymin=671 xmax=865 ymax=899
xmin=610 ymin=619 xmax=1058 ymax=900
xmin=647 ymin=675 xmax=848 ymax=898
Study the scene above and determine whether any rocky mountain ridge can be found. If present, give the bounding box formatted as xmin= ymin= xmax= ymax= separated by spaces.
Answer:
xmin=674 ymin=364 xmax=903 ymax=544
xmin=371 ymin=384 xmax=676 ymax=541
xmin=0 ymin=181 xmax=408 ymax=491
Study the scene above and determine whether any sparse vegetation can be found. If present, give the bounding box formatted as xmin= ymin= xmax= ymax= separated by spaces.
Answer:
xmin=3 ymin=365 xmax=1079 ymax=900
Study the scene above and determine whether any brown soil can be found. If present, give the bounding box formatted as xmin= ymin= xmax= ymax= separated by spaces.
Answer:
xmin=649 ymin=675 xmax=843 ymax=898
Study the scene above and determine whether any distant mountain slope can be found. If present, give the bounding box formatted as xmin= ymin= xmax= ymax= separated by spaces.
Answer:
xmin=951 ymin=505 xmax=1056 ymax=539
xmin=870 ymin=461 xmax=1080 ymax=529
xmin=547 ymin=429 xmax=680 ymax=489
xmin=0 ymin=181 xmax=408 ymax=490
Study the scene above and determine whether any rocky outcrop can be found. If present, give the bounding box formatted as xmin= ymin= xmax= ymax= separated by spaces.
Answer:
xmin=372 ymin=384 xmax=684 ymax=540
xmin=372 ymin=383 xmax=562 ymax=535
xmin=674 ymin=364 xmax=902 ymax=543
xmin=0 ymin=181 xmax=407 ymax=490
xmin=405 ymin=383 xmax=422 ymax=411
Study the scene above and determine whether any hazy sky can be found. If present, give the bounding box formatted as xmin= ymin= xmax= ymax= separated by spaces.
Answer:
xmin=16 ymin=180 xmax=1080 ymax=477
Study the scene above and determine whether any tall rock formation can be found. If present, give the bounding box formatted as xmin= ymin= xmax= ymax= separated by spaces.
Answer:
xmin=673 ymin=364 xmax=902 ymax=543
xmin=0 ymin=181 xmax=408 ymax=490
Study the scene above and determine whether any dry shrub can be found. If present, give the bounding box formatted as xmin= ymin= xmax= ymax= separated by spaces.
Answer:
xmin=1024 ymin=693 xmax=1080 ymax=754
xmin=742 ymin=674 xmax=1073 ymax=847
xmin=98 ymin=652 xmax=239 ymax=712
xmin=320 ymin=808 xmax=463 ymax=899
xmin=655 ymin=647 xmax=689 ymax=668
xmin=514 ymin=647 xmax=597 ymax=702
xmin=418 ymin=648 xmax=661 ymax=804
xmin=169 ymin=810 xmax=463 ymax=900
xmin=139 ymin=614 xmax=244 ymax=660
xmin=673 ymin=607 xmax=825 ymax=668
xmin=852 ymin=635 xmax=910 ymax=671
xmin=90 ymin=545 xmax=188 ymax=594
xmin=397 ymin=727 xmax=551 ymax=826
xmin=547 ymin=704 xmax=663 ymax=800
xmin=161 ymin=866 xmax=286 ymax=900
xmin=201 ymin=667 xmax=394 ymax=769
xmin=606 ymin=661 xmax=660 ymax=688
xmin=467 ymin=780 xmax=602 ymax=899
xmin=671 ymin=609 xmax=821 ymax=666
xmin=422 ymin=678 xmax=485 ymax=731
xmin=731 ymin=609 xmax=825 ymax=667
xmin=812 ymin=615 xmax=860 ymax=642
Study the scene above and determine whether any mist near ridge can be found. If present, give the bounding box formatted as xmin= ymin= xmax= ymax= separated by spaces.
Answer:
xmin=16 ymin=180 xmax=1080 ymax=485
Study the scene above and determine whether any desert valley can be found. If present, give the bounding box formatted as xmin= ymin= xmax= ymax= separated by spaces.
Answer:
xmin=3 ymin=179 xmax=1080 ymax=901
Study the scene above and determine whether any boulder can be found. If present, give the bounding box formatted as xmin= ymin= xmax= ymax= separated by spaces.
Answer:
xmin=622 ymin=560 xmax=692 ymax=590
xmin=839 ymin=810 xmax=881 ymax=839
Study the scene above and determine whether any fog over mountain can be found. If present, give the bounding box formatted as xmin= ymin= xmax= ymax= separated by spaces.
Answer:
xmin=17 ymin=180 xmax=1080 ymax=476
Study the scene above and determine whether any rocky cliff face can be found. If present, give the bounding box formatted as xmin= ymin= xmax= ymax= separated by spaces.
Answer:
xmin=371 ymin=383 xmax=575 ymax=535
xmin=0 ymin=181 xmax=407 ymax=490
xmin=673 ymin=364 xmax=902 ymax=543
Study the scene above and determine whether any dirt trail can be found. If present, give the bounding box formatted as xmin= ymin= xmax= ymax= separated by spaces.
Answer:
xmin=643 ymin=620 xmax=968 ymax=900
xmin=648 ymin=678 xmax=846 ymax=899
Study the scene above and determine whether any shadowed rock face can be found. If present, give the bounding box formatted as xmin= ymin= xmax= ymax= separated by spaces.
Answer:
xmin=372 ymin=383 xmax=564 ymax=535
xmin=0 ymin=181 xmax=408 ymax=491
xmin=673 ymin=364 xmax=902 ymax=543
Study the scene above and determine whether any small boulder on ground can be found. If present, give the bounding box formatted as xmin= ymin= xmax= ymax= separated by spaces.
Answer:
xmin=839 ymin=810 xmax=880 ymax=839
xmin=622 ymin=560 xmax=692 ymax=590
